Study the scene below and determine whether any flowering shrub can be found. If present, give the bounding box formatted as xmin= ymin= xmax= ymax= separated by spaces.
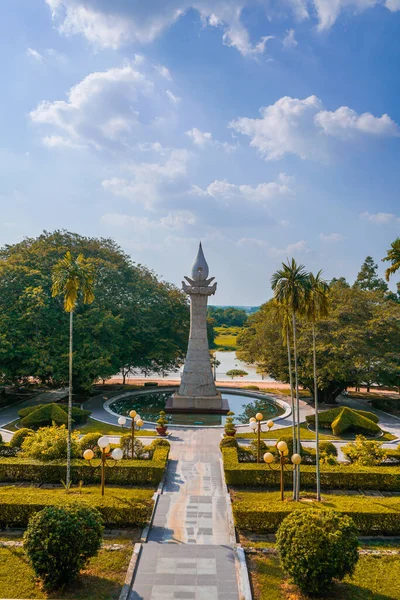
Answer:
xmin=343 ymin=435 xmax=387 ymax=466
xmin=21 ymin=424 xmax=79 ymax=461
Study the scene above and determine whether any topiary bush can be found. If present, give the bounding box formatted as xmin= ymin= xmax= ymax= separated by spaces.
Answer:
xmin=343 ymin=435 xmax=387 ymax=466
xmin=319 ymin=441 xmax=338 ymax=456
xmin=307 ymin=406 xmax=380 ymax=437
xmin=220 ymin=437 xmax=239 ymax=450
xmin=9 ymin=428 xmax=34 ymax=448
xmin=20 ymin=404 xmax=68 ymax=428
xmin=24 ymin=504 xmax=103 ymax=590
xmin=276 ymin=509 xmax=359 ymax=595
xmin=78 ymin=432 xmax=102 ymax=457
xmin=21 ymin=424 xmax=80 ymax=461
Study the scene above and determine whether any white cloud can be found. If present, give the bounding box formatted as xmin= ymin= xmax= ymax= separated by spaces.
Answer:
xmin=30 ymin=60 xmax=174 ymax=150
xmin=27 ymin=48 xmax=44 ymax=61
xmin=361 ymin=211 xmax=400 ymax=224
xmin=102 ymin=148 xmax=190 ymax=209
xmin=386 ymin=0 xmax=400 ymax=11
xmin=236 ymin=237 xmax=310 ymax=256
xmin=42 ymin=135 xmax=84 ymax=149
xmin=312 ymin=0 xmax=380 ymax=30
xmin=166 ymin=90 xmax=181 ymax=104
xmin=186 ymin=128 xmax=213 ymax=147
xmin=101 ymin=211 xmax=196 ymax=230
xmin=193 ymin=173 xmax=292 ymax=203
xmin=319 ymin=232 xmax=344 ymax=242
xmin=45 ymin=0 xmax=274 ymax=56
xmin=230 ymin=95 xmax=399 ymax=161
xmin=283 ymin=29 xmax=297 ymax=48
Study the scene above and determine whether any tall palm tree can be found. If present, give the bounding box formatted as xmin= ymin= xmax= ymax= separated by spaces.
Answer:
xmin=383 ymin=238 xmax=400 ymax=281
xmin=52 ymin=251 xmax=95 ymax=487
xmin=271 ymin=259 xmax=310 ymax=500
xmin=274 ymin=300 xmax=297 ymax=499
xmin=304 ymin=271 xmax=330 ymax=502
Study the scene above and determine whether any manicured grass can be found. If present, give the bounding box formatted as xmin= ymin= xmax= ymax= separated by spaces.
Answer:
xmin=0 ymin=535 xmax=134 ymax=599
xmin=236 ymin=423 xmax=335 ymax=440
xmin=214 ymin=326 xmax=242 ymax=350
xmin=265 ymin=388 xmax=312 ymax=399
xmin=247 ymin=552 xmax=400 ymax=599
xmin=76 ymin=418 xmax=156 ymax=436
xmin=2 ymin=418 xmax=19 ymax=432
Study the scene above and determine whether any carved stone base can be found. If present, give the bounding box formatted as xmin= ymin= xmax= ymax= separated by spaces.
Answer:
xmin=167 ymin=392 xmax=229 ymax=414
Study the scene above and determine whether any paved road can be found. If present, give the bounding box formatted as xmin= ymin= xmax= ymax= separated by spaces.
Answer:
xmin=129 ymin=428 xmax=240 ymax=600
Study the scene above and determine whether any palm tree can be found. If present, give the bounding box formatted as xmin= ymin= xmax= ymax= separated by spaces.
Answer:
xmin=274 ymin=300 xmax=297 ymax=499
xmin=271 ymin=259 xmax=310 ymax=500
xmin=304 ymin=271 xmax=330 ymax=502
xmin=52 ymin=251 xmax=95 ymax=487
xmin=383 ymin=238 xmax=400 ymax=281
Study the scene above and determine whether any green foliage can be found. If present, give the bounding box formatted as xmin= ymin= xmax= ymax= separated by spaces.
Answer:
xmin=237 ymin=284 xmax=400 ymax=402
xmin=18 ymin=403 xmax=91 ymax=424
xmin=78 ymin=431 xmax=103 ymax=457
xmin=331 ymin=407 xmax=381 ymax=436
xmin=156 ymin=410 xmax=168 ymax=427
xmin=224 ymin=411 xmax=236 ymax=435
xmin=354 ymin=256 xmax=388 ymax=293
xmin=307 ymin=406 xmax=381 ymax=436
xmin=21 ymin=424 xmax=80 ymax=461
xmin=0 ymin=230 xmax=189 ymax=390
xmin=220 ymin=437 xmax=239 ymax=449
xmin=0 ymin=445 xmax=169 ymax=486
xmin=276 ymin=509 xmax=359 ymax=595
xmin=343 ymin=435 xmax=387 ymax=466
xmin=233 ymin=490 xmax=400 ymax=536
xmin=24 ymin=504 xmax=103 ymax=590
xmin=20 ymin=403 xmax=68 ymax=428
xmin=9 ymin=428 xmax=34 ymax=448
xmin=226 ymin=369 xmax=248 ymax=378
xmin=0 ymin=432 xmax=2 ymax=443
xmin=120 ymin=434 xmax=148 ymax=459
xmin=221 ymin=446 xmax=400 ymax=490
xmin=319 ymin=441 xmax=338 ymax=456
xmin=143 ymin=381 xmax=158 ymax=387
xmin=207 ymin=306 xmax=248 ymax=327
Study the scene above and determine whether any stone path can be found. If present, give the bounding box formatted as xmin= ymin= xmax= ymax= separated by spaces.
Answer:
xmin=129 ymin=428 xmax=241 ymax=600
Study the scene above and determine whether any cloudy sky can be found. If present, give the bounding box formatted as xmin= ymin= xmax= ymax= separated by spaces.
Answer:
xmin=1 ymin=1 xmax=399 ymax=304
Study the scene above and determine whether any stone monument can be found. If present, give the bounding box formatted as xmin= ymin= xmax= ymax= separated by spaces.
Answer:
xmin=168 ymin=243 xmax=227 ymax=413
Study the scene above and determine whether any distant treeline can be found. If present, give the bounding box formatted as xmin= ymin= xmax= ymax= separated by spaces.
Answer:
xmin=207 ymin=306 xmax=250 ymax=327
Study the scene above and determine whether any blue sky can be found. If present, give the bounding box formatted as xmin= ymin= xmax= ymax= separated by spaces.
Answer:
xmin=0 ymin=0 xmax=399 ymax=304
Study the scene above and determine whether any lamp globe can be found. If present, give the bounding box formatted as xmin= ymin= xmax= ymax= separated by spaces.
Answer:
xmin=263 ymin=452 xmax=275 ymax=464
xmin=277 ymin=440 xmax=288 ymax=453
xmin=118 ymin=416 xmax=126 ymax=426
xmin=292 ymin=453 xmax=302 ymax=465
xmin=256 ymin=412 xmax=263 ymax=421
xmin=129 ymin=410 xmax=137 ymax=419
xmin=97 ymin=436 xmax=110 ymax=450
xmin=83 ymin=449 xmax=94 ymax=461
xmin=111 ymin=448 xmax=123 ymax=461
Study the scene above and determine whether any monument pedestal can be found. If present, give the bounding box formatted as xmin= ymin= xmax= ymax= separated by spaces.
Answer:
xmin=167 ymin=392 xmax=229 ymax=415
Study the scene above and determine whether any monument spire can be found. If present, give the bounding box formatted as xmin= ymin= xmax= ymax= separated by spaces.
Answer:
xmin=169 ymin=242 xmax=224 ymax=412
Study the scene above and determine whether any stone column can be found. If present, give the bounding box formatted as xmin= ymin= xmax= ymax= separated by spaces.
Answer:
xmin=171 ymin=243 xmax=223 ymax=411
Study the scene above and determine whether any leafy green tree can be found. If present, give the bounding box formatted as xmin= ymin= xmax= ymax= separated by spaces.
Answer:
xmin=238 ymin=283 xmax=400 ymax=404
xmin=207 ymin=306 xmax=248 ymax=327
xmin=271 ymin=259 xmax=310 ymax=500
xmin=52 ymin=251 xmax=95 ymax=487
xmin=383 ymin=237 xmax=400 ymax=281
xmin=0 ymin=231 xmax=189 ymax=389
xmin=354 ymin=256 xmax=388 ymax=293
xmin=304 ymin=271 xmax=330 ymax=501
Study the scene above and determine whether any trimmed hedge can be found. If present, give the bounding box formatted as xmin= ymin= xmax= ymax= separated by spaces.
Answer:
xmin=222 ymin=447 xmax=400 ymax=490
xmin=19 ymin=403 xmax=90 ymax=427
xmin=232 ymin=491 xmax=400 ymax=536
xmin=0 ymin=485 xmax=153 ymax=528
xmin=307 ymin=406 xmax=379 ymax=427
xmin=0 ymin=444 xmax=169 ymax=486
xmin=331 ymin=407 xmax=380 ymax=437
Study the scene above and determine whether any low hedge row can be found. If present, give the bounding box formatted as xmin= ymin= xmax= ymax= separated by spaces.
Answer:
xmin=222 ymin=447 xmax=400 ymax=490
xmin=232 ymin=491 xmax=400 ymax=536
xmin=0 ymin=445 xmax=169 ymax=486
xmin=0 ymin=485 xmax=153 ymax=528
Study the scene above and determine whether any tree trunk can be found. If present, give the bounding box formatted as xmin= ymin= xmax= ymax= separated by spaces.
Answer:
xmin=286 ymin=327 xmax=297 ymax=500
xmin=292 ymin=310 xmax=301 ymax=501
xmin=66 ymin=310 xmax=73 ymax=489
xmin=122 ymin=370 xmax=126 ymax=385
xmin=312 ymin=322 xmax=321 ymax=502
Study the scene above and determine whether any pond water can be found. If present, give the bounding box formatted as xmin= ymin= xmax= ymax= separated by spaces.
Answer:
xmin=110 ymin=390 xmax=285 ymax=427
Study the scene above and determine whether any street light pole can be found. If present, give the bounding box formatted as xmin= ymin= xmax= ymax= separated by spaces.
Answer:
xmin=83 ymin=436 xmax=123 ymax=496
xmin=263 ymin=443 xmax=302 ymax=501
xmin=129 ymin=410 xmax=137 ymax=459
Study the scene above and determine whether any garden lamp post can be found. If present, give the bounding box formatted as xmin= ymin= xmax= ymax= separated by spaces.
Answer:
xmin=249 ymin=414 xmax=274 ymax=463
xmin=118 ymin=416 xmax=126 ymax=428
xmin=128 ymin=411 xmax=144 ymax=459
xmin=263 ymin=442 xmax=302 ymax=501
xmin=83 ymin=435 xmax=123 ymax=496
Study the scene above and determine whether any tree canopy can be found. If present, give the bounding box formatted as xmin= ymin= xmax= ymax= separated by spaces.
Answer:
xmin=237 ymin=281 xmax=400 ymax=403
xmin=354 ymin=256 xmax=388 ymax=293
xmin=207 ymin=306 xmax=248 ymax=327
xmin=0 ymin=230 xmax=189 ymax=390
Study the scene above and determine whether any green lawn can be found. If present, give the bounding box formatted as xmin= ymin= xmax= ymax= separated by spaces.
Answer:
xmin=3 ymin=417 xmax=157 ymax=437
xmin=235 ymin=422 xmax=397 ymax=442
xmin=214 ymin=326 xmax=242 ymax=350
xmin=0 ymin=535 xmax=135 ymax=599
xmin=248 ymin=552 xmax=400 ymax=599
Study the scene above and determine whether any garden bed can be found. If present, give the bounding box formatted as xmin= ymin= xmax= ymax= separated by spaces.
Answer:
xmin=0 ymin=485 xmax=153 ymax=528
xmin=232 ymin=490 xmax=400 ymax=536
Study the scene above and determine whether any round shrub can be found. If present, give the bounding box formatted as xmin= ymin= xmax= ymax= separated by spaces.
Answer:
xmin=21 ymin=424 xmax=80 ymax=461
xmin=319 ymin=441 xmax=338 ymax=456
xmin=24 ymin=504 xmax=103 ymax=590
xmin=150 ymin=438 xmax=171 ymax=448
xmin=250 ymin=439 xmax=268 ymax=458
xmin=79 ymin=432 xmax=103 ymax=457
xmin=9 ymin=428 xmax=34 ymax=448
xmin=220 ymin=437 xmax=239 ymax=449
xmin=276 ymin=509 xmax=359 ymax=595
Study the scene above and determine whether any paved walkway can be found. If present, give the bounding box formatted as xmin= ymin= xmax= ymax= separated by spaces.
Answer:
xmin=129 ymin=428 xmax=240 ymax=600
